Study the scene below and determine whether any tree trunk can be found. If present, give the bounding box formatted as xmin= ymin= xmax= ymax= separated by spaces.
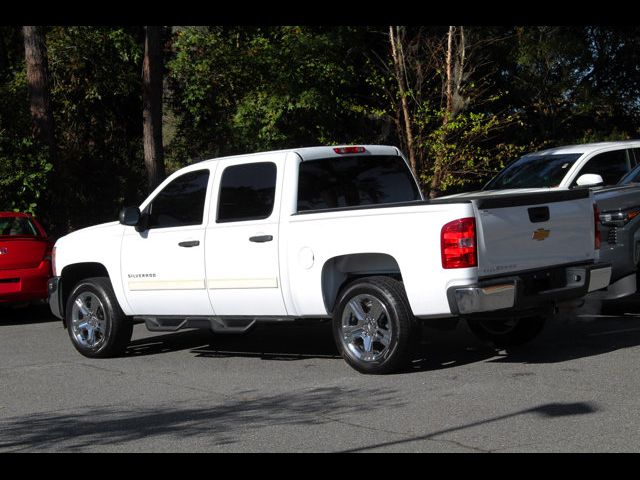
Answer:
xmin=142 ymin=25 xmax=165 ymax=192
xmin=389 ymin=26 xmax=417 ymax=175
xmin=22 ymin=26 xmax=66 ymax=232
xmin=0 ymin=31 xmax=8 ymax=76
xmin=22 ymin=26 xmax=55 ymax=153
xmin=430 ymin=26 xmax=456 ymax=198
xmin=443 ymin=25 xmax=455 ymax=126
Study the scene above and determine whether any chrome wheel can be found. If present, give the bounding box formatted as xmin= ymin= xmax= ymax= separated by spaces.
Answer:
xmin=340 ymin=294 xmax=393 ymax=363
xmin=70 ymin=292 xmax=107 ymax=349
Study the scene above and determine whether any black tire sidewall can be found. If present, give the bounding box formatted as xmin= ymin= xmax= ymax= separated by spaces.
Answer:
xmin=332 ymin=277 xmax=413 ymax=374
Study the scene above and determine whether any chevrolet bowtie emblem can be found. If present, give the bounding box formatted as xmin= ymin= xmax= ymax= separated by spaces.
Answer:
xmin=532 ymin=228 xmax=550 ymax=241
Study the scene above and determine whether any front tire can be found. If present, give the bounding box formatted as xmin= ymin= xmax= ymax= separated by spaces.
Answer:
xmin=65 ymin=277 xmax=133 ymax=358
xmin=466 ymin=315 xmax=546 ymax=348
xmin=333 ymin=276 xmax=417 ymax=374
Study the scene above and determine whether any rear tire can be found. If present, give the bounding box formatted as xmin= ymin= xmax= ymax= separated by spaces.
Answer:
xmin=466 ymin=315 xmax=546 ymax=348
xmin=65 ymin=277 xmax=133 ymax=358
xmin=332 ymin=276 xmax=417 ymax=374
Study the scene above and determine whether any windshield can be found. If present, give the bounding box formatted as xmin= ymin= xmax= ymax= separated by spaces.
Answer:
xmin=483 ymin=153 xmax=583 ymax=190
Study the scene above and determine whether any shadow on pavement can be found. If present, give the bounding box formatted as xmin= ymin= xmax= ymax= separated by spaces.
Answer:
xmin=127 ymin=329 xmax=215 ymax=357
xmin=600 ymin=293 xmax=640 ymax=316
xmin=124 ymin=297 xmax=640 ymax=373
xmin=0 ymin=385 xmax=405 ymax=452
xmin=126 ymin=322 xmax=341 ymax=361
xmin=192 ymin=322 xmax=341 ymax=361
xmin=0 ymin=302 xmax=57 ymax=326
xmin=338 ymin=400 xmax=600 ymax=453
xmin=487 ymin=312 xmax=640 ymax=366
xmin=404 ymin=295 xmax=640 ymax=371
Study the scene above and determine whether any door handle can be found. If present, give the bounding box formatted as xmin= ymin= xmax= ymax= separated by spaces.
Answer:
xmin=249 ymin=235 xmax=273 ymax=243
xmin=178 ymin=240 xmax=200 ymax=248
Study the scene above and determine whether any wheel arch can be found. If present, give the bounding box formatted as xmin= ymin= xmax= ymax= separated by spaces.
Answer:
xmin=59 ymin=262 xmax=111 ymax=327
xmin=321 ymin=253 xmax=402 ymax=314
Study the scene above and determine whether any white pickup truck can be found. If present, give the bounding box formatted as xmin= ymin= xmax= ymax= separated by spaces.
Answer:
xmin=48 ymin=145 xmax=611 ymax=374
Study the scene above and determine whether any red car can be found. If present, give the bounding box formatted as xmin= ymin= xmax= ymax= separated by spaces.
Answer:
xmin=0 ymin=212 xmax=53 ymax=304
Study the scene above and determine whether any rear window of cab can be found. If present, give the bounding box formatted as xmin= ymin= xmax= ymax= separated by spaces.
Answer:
xmin=297 ymin=155 xmax=421 ymax=212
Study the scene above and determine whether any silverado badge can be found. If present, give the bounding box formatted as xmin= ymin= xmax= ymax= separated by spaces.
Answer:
xmin=532 ymin=228 xmax=550 ymax=241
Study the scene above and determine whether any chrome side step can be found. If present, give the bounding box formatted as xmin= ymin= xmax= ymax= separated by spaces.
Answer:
xmin=135 ymin=316 xmax=257 ymax=334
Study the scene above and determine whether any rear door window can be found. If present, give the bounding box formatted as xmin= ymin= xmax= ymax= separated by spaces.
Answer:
xmin=217 ymin=162 xmax=277 ymax=223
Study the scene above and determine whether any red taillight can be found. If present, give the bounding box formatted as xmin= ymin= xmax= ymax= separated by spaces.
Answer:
xmin=333 ymin=146 xmax=366 ymax=154
xmin=441 ymin=217 xmax=477 ymax=269
xmin=594 ymin=204 xmax=601 ymax=250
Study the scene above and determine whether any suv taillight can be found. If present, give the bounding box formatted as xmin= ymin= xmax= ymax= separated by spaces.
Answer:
xmin=441 ymin=217 xmax=477 ymax=269
xmin=600 ymin=207 xmax=640 ymax=227
xmin=594 ymin=204 xmax=601 ymax=250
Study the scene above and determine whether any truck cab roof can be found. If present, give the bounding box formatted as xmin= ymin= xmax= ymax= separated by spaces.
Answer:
xmin=196 ymin=145 xmax=401 ymax=164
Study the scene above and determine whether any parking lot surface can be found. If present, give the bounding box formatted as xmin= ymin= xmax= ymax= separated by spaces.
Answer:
xmin=2 ymin=299 xmax=640 ymax=452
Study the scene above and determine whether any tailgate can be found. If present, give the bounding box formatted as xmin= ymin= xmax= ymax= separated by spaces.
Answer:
xmin=472 ymin=190 xmax=595 ymax=278
xmin=0 ymin=237 xmax=47 ymax=270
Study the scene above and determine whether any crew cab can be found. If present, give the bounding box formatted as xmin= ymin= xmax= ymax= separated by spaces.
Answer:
xmin=476 ymin=140 xmax=640 ymax=301
xmin=48 ymin=145 xmax=611 ymax=374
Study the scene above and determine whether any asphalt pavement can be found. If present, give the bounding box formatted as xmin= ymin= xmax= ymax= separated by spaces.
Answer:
xmin=2 ymin=298 xmax=640 ymax=452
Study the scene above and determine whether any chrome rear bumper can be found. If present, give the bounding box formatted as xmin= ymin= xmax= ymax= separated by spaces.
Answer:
xmin=449 ymin=263 xmax=611 ymax=316
xmin=453 ymin=284 xmax=516 ymax=315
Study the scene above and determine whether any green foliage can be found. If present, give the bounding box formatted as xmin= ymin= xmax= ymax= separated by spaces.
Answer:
xmin=166 ymin=26 xmax=375 ymax=169
xmin=46 ymin=26 xmax=147 ymax=229
xmin=416 ymin=103 xmax=526 ymax=193
xmin=488 ymin=26 xmax=640 ymax=147
xmin=0 ymin=137 xmax=52 ymax=215
xmin=577 ymin=128 xmax=633 ymax=145
xmin=2 ymin=25 xmax=640 ymax=232
xmin=0 ymin=36 xmax=52 ymax=216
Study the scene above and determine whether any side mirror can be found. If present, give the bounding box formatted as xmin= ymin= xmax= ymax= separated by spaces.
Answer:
xmin=119 ymin=206 xmax=141 ymax=226
xmin=576 ymin=173 xmax=604 ymax=187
